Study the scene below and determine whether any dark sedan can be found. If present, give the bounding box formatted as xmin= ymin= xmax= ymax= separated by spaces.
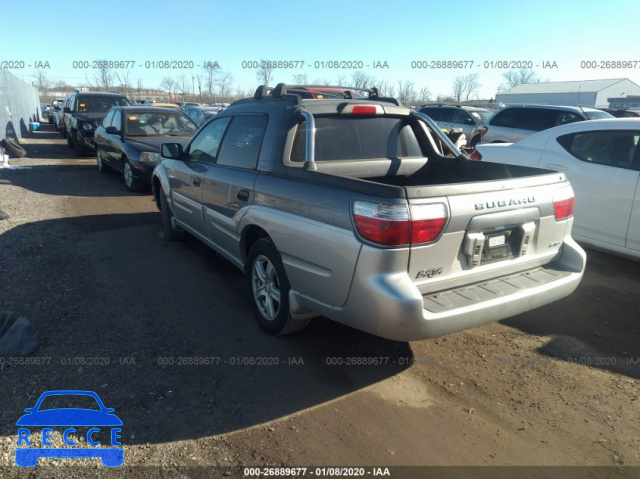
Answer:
xmin=94 ymin=107 xmax=197 ymax=191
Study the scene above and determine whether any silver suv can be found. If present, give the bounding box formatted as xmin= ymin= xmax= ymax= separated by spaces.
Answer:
xmin=481 ymin=104 xmax=613 ymax=143
xmin=418 ymin=105 xmax=492 ymax=148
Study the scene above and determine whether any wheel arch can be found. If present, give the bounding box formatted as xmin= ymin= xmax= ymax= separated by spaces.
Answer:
xmin=241 ymin=225 xmax=271 ymax=265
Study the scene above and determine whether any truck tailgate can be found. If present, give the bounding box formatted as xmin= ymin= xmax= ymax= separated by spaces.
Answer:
xmin=405 ymin=174 xmax=574 ymax=295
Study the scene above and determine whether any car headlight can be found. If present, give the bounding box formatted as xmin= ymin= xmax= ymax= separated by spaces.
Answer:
xmin=81 ymin=123 xmax=93 ymax=131
xmin=139 ymin=152 xmax=162 ymax=163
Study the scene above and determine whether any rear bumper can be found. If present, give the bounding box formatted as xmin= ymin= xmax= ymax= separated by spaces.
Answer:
xmin=331 ymin=238 xmax=586 ymax=341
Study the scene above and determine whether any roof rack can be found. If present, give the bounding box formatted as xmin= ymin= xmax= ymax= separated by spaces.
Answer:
xmin=252 ymin=83 xmax=401 ymax=106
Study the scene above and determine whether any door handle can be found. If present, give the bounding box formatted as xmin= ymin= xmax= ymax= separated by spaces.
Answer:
xmin=545 ymin=163 xmax=568 ymax=172
xmin=237 ymin=189 xmax=250 ymax=202
xmin=192 ymin=177 xmax=201 ymax=187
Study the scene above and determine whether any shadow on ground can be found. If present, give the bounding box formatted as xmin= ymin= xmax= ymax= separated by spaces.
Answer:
xmin=500 ymin=246 xmax=640 ymax=379
xmin=0 ymin=212 xmax=412 ymax=446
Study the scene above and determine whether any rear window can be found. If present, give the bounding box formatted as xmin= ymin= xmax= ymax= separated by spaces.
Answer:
xmin=291 ymin=116 xmax=423 ymax=162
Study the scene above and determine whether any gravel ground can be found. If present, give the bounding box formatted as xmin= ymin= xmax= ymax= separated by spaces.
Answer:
xmin=0 ymin=126 xmax=639 ymax=479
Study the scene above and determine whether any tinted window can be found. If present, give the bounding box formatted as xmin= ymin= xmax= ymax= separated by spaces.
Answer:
xmin=291 ymin=116 xmax=423 ymax=162
xmin=216 ymin=115 xmax=268 ymax=169
xmin=490 ymin=108 xmax=523 ymax=128
xmin=452 ymin=109 xmax=473 ymax=124
xmin=76 ymin=95 xmax=130 ymax=113
xmin=557 ymin=130 xmax=640 ymax=170
xmin=419 ymin=108 xmax=452 ymax=122
xmin=492 ymin=108 xmax=557 ymax=131
xmin=187 ymin=117 xmax=232 ymax=163
xmin=523 ymin=109 xmax=558 ymax=131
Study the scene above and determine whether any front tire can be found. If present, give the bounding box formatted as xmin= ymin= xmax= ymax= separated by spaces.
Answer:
xmin=74 ymin=129 xmax=88 ymax=157
xmin=246 ymin=238 xmax=310 ymax=335
xmin=123 ymin=160 xmax=142 ymax=192
xmin=160 ymin=191 xmax=185 ymax=241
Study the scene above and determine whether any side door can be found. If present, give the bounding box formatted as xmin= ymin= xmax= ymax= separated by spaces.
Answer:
xmin=170 ymin=116 xmax=232 ymax=237
xmin=512 ymin=108 xmax=557 ymax=142
xmin=426 ymin=108 xmax=453 ymax=132
xmin=95 ymin=109 xmax=113 ymax=152
xmin=542 ymin=129 xmax=640 ymax=247
xmin=625 ymin=147 xmax=640 ymax=253
xmin=202 ymin=114 xmax=268 ymax=260
xmin=104 ymin=109 xmax=122 ymax=168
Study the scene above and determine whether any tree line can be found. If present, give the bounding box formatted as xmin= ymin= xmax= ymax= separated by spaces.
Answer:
xmin=34 ymin=63 xmax=545 ymax=105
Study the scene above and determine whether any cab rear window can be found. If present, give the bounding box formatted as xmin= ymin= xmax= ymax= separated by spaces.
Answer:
xmin=291 ymin=116 xmax=423 ymax=162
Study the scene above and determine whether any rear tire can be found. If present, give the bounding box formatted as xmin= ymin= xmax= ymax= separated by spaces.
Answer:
xmin=246 ymin=238 xmax=310 ymax=335
xmin=96 ymin=148 xmax=111 ymax=173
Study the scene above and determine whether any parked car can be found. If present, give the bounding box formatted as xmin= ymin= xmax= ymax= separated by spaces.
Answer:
xmin=152 ymin=83 xmax=585 ymax=341
xmin=185 ymin=106 xmax=222 ymax=127
xmin=418 ymin=105 xmax=492 ymax=148
xmin=50 ymin=98 xmax=66 ymax=128
xmin=63 ymin=91 xmax=131 ymax=156
xmin=56 ymin=97 xmax=71 ymax=137
xmin=480 ymin=104 xmax=613 ymax=144
xmin=40 ymin=104 xmax=52 ymax=122
xmin=474 ymin=119 xmax=640 ymax=259
xmin=94 ymin=106 xmax=197 ymax=191
xmin=180 ymin=102 xmax=202 ymax=110
xmin=599 ymin=108 xmax=640 ymax=118
xmin=143 ymin=101 xmax=181 ymax=109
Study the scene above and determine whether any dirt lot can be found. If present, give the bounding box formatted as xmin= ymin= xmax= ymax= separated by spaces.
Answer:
xmin=0 ymin=125 xmax=639 ymax=478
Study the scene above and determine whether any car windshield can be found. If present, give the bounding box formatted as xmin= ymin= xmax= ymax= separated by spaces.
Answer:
xmin=125 ymin=112 xmax=197 ymax=136
xmin=37 ymin=394 xmax=101 ymax=411
xmin=78 ymin=95 xmax=130 ymax=113
xmin=472 ymin=110 xmax=492 ymax=123
xmin=585 ymin=110 xmax=614 ymax=120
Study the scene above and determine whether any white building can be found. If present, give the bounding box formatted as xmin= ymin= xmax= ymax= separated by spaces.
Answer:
xmin=495 ymin=78 xmax=640 ymax=108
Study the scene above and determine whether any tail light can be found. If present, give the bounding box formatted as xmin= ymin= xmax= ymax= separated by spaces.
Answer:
xmin=342 ymin=104 xmax=384 ymax=115
xmin=353 ymin=201 xmax=448 ymax=246
xmin=469 ymin=149 xmax=482 ymax=161
xmin=480 ymin=126 xmax=488 ymax=137
xmin=553 ymin=189 xmax=575 ymax=220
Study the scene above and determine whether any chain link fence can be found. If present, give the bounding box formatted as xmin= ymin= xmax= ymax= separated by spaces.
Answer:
xmin=0 ymin=69 xmax=41 ymax=144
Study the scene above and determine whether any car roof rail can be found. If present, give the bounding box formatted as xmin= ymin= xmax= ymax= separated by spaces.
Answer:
xmin=367 ymin=87 xmax=401 ymax=106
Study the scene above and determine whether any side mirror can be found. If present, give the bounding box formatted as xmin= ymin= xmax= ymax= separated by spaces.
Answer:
xmin=464 ymin=118 xmax=474 ymax=125
xmin=63 ymin=107 xmax=71 ymax=113
xmin=161 ymin=143 xmax=184 ymax=159
xmin=105 ymin=126 xmax=120 ymax=135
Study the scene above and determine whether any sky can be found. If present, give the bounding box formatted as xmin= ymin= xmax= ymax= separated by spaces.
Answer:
xmin=2 ymin=0 xmax=640 ymax=100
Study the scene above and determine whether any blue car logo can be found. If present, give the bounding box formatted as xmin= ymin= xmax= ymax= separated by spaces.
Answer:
xmin=15 ymin=390 xmax=123 ymax=467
